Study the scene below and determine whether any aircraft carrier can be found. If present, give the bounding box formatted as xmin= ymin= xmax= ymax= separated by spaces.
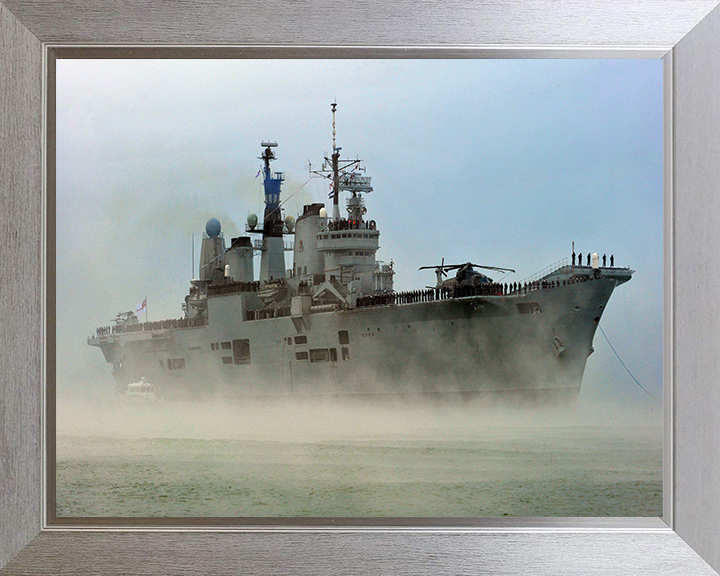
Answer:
xmin=88 ymin=103 xmax=633 ymax=400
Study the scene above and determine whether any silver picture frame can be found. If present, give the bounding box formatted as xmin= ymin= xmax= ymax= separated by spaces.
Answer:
xmin=2 ymin=1 xmax=720 ymax=574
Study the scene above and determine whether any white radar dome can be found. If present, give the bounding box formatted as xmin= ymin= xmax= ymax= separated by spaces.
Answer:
xmin=247 ymin=213 xmax=258 ymax=230
xmin=319 ymin=207 xmax=328 ymax=218
xmin=285 ymin=215 xmax=296 ymax=232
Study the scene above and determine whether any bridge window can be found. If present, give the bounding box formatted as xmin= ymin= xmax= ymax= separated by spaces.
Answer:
xmin=338 ymin=330 xmax=349 ymax=345
xmin=222 ymin=357 xmax=233 ymax=365
xmin=232 ymin=339 xmax=251 ymax=365
xmin=295 ymin=351 xmax=309 ymax=361
xmin=329 ymin=348 xmax=338 ymax=362
xmin=294 ymin=335 xmax=307 ymax=345
xmin=221 ymin=341 xmax=231 ymax=350
xmin=341 ymin=347 xmax=350 ymax=361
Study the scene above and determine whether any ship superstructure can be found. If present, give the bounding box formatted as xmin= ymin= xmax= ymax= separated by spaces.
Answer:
xmin=88 ymin=104 xmax=633 ymax=400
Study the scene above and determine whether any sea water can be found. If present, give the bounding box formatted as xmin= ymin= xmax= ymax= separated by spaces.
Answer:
xmin=55 ymin=391 xmax=662 ymax=517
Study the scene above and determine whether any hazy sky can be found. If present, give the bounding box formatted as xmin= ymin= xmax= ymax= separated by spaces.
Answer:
xmin=56 ymin=59 xmax=663 ymax=404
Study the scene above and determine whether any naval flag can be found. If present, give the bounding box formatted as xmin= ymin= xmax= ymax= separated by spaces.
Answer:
xmin=136 ymin=297 xmax=147 ymax=316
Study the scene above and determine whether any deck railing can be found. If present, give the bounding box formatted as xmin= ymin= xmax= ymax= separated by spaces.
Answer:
xmin=520 ymin=258 xmax=569 ymax=284
xmin=91 ymin=316 xmax=208 ymax=338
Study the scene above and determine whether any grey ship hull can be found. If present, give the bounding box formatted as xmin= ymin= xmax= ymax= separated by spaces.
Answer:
xmin=89 ymin=270 xmax=628 ymax=400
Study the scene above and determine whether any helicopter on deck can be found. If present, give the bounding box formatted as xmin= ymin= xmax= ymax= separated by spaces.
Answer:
xmin=419 ymin=259 xmax=516 ymax=289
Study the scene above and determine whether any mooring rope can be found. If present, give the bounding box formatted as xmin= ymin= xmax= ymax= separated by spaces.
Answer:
xmin=596 ymin=323 xmax=659 ymax=400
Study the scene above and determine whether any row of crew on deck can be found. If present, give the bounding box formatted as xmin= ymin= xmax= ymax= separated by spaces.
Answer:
xmin=95 ymin=316 xmax=208 ymax=337
xmin=325 ymin=218 xmax=376 ymax=232
xmin=356 ymin=284 xmax=506 ymax=307
xmin=356 ymin=275 xmax=602 ymax=309
xmin=573 ymin=252 xmax=615 ymax=267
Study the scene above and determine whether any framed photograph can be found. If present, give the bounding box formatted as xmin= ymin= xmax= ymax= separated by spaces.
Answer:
xmin=2 ymin=1 xmax=720 ymax=575
xmin=51 ymin=56 xmax=664 ymax=523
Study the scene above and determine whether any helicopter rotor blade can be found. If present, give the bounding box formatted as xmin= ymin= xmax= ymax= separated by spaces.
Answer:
xmin=420 ymin=260 xmax=515 ymax=274
xmin=465 ymin=262 xmax=516 ymax=273
xmin=419 ymin=263 xmax=466 ymax=272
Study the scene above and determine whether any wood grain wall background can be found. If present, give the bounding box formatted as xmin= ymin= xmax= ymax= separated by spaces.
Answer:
xmin=0 ymin=2 xmax=43 ymax=568
xmin=672 ymin=5 xmax=720 ymax=571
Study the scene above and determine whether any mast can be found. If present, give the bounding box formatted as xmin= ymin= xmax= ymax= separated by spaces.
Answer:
xmin=257 ymin=141 xmax=287 ymax=282
xmin=260 ymin=142 xmax=284 ymax=238
xmin=310 ymin=102 xmax=372 ymax=221
xmin=331 ymin=102 xmax=341 ymax=222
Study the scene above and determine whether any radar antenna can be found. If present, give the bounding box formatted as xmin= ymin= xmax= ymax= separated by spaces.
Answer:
xmin=259 ymin=141 xmax=278 ymax=169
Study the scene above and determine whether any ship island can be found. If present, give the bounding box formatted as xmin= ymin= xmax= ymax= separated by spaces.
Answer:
xmin=88 ymin=103 xmax=633 ymax=401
